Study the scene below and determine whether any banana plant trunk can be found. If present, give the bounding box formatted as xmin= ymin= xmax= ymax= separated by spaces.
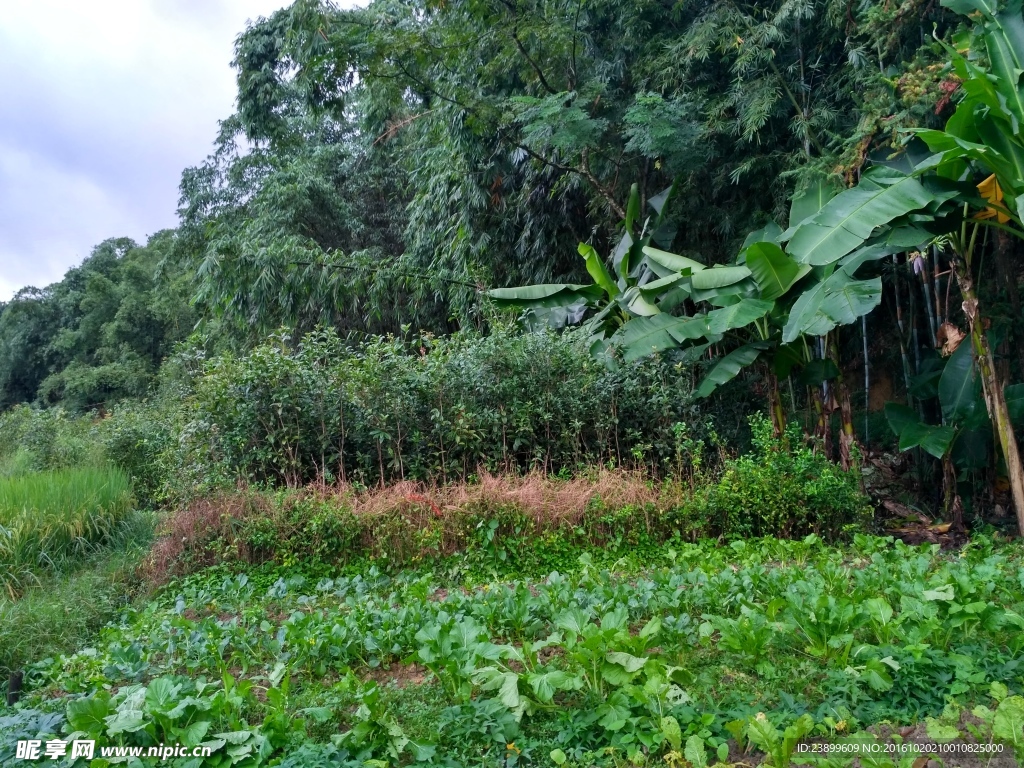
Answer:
xmin=766 ymin=367 xmax=786 ymax=436
xmin=828 ymin=335 xmax=858 ymax=472
xmin=952 ymin=256 xmax=1024 ymax=535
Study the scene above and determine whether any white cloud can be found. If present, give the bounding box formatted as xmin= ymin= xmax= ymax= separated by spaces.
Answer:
xmin=0 ymin=0 xmax=294 ymax=300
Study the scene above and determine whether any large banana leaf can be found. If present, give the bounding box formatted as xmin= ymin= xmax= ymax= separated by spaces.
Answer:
xmin=488 ymin=283 xmax=603 ymax=307
xmin=938 ymin=338 xmax=980 ymax=422
xmin=613 ymin=315 xmax=681 ymax=362
xmin=745 ymin=242 xmax=810 ymax=300
xmin=696 ymin=344 xmax=767 ymax=398
xmin=579 ymin=243 xmax=619 ymax=298
xmin=885 ymin=403 xmax=957 ymax=459
xmin=782 ymin=272 xmax=882 ymax=342
xmin=789 ymin=178 xmax=840 ymax=228
xmin=643 ymin=247 xmax=706 ymax=275
xmin=785 ymin=169 xmax=935 ymax=266
xmin=690 ymin=265 xmax=752 ymax=290
xmin=705 ymin=298 xmax=774 ymax=334
xmin=943 ymin=0 xmax=1024 ymax=124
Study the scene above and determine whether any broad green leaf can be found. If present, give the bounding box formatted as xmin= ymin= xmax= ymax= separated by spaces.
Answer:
xmin=899 ymin=422 xmax=956 ymax=458
xmin=783 ymin=273 xmax=882 ymax=342
xmin=746 ymin=714 xmax=781 ymax=752
xmin=789 ymin=178 xmax=839 ymax=228
xmin=742 ymin=221 xmax=785 ymax=251
xmin=810 ymin=277 xmax=882 ymax=333
xmin=487 ymin=284 xmax=602 ymax=308
xmin=550 ymin=749 xmax=567 ymax=765
xmin=862 ymin=658 xmax=895 ymax=692
xmin=684 ymin=734 xmax=708 ymax=767
xmin=597 ymin=692 xmax=633 ymax=730
xmin=67 ymin=694 xmax=112 ymax=735
xmin=885 ymin=402 xmax=920 ymax=438
xmin=786 ymin=171 xmax=935 ymax=266
xmin=620 ymin=286 xmax=661 ymax=317
xmin=579 ymin=243 xmax=619 ymax=298
xmin=925 ymin=717 xmax=961 ymax=742
xmin=656 ymin=716 xmax=681 ymax=752
xmin=992 ymin=696 xmax=1024 ymax=748
xmin=696 ymin=344 xmax=765 ymax=398
xmin=745 ymin=242 xmax=810 ymax=300
xmin=607 ymin=651 xmax=648 ymax=673
xmin=643 ymin=246 xmax=706 ymax=274
xmin=613 ymin=314 xmax=689 ymax=362
xmin=864 ymin=597 xmax=894 ymax=626
xmin=705 ymin=299 xmax=774 ymax=335
xmin=938 ymin=337 xmax=979 ymax=422
xmin=145 ymin=678 xmax=183 ymax=713
xmin=690 ymin=265 xmax=752 ymax=291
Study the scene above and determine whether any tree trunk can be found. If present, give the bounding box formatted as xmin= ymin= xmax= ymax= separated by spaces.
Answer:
xmin=952 ymin=256 xmax=1024 ymax=535
xmin=829 ymin=335 xmax=858 ymax=471
xmin=766 ymin=367 xmax=786 ymax=436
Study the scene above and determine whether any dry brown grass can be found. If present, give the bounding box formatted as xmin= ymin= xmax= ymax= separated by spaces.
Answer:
xmin=142 ymin=469 xmax=687 ymax=586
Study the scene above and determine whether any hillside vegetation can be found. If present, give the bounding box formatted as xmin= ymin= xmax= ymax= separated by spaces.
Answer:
xmin=2 ymin=0 xmax=1024 ymax=765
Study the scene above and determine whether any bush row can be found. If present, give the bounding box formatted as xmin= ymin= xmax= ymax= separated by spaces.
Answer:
xmin=144 ymin=421 xmax=872 ymax=583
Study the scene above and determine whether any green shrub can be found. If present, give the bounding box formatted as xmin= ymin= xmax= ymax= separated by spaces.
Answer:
xmin=181 ymin=327 xmax=711 ymax=492
xmin=689 ymin=414 xmax=872 ymax=540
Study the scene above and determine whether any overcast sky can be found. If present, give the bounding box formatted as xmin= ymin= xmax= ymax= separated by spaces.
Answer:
xmin=0 ymin=0 xmax=301 ymax=301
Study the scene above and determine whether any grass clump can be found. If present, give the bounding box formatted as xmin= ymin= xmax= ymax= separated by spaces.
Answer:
xmin=0 ymin=467 xmax=134 ymax=597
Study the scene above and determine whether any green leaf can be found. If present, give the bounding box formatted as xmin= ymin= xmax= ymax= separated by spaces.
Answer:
xmin=661 ymin=716 xmax=683 ymax=751
xmin=885 ymin=402 xmax=920 ymax=438
xmin=862 ymin=658 xmax=895 ymax=692
xmin=690 ymin=265 xmax=752 ymax=291
xmin=487 ymin=284 xmax=602 ymax=307
xmin=696 ymin=344 xmax=765 ymax=398
xmin=613 ymin=314 xmax=690 ymax=362
xmin=625 ymin=182 xmax=640 ymax=234
xmin=745 ymin=242 xmax=811 ymax=300
xmin=606 ymin=651 xmax=648 ymax=673
xmin=684 ymin=734 xmax=709 ymax=767
xmin=925 ymin=717 xmax=961 ymax=742
xmin=550 ymin=749 xmax=567 ymax=765
xmin=790 ymin=178 xmax=840 ymax=228
xmin=579 ymin=243 xmax=619 ymax=298
xmin=786 ymin=171 xmax=935 ymax=266
xmin=706 ymin=299 xmax=774 ymax=335
xmin=899 ymin=422 xmax=956 ymax=459
xmin=145 ymin=678 xmax=183 ymax=714
xmin=597 ymin=693 xmax=633 ymax=731
xmin=643 ymin=246 xmax=706 ymax=274
xmin=993 ymin=696 xmax=1024 ymax=748
xmin=783 ymin=273 xmax=882 ymax=342
xmin=67 ymin=694 xmax=112 ymax=735
xmin=938 ymin=338 xmax=979 ymax=423
xmin=746 ymin=714 xmax=781 ymax=752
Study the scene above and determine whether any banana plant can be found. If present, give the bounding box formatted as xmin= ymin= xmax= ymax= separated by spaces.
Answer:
xmin=900 ymin=0 xmax=1024 ymax=534
xmin=486 ymin=182 xmax=681 ymax=348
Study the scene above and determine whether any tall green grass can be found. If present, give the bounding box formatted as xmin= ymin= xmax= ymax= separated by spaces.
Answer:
xmin=0 ymin=468 xmax=133 ymax=597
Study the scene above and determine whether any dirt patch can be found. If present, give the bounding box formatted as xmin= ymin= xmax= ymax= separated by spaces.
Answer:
xmin=361 ymin=662 xmax=429 ymax=689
